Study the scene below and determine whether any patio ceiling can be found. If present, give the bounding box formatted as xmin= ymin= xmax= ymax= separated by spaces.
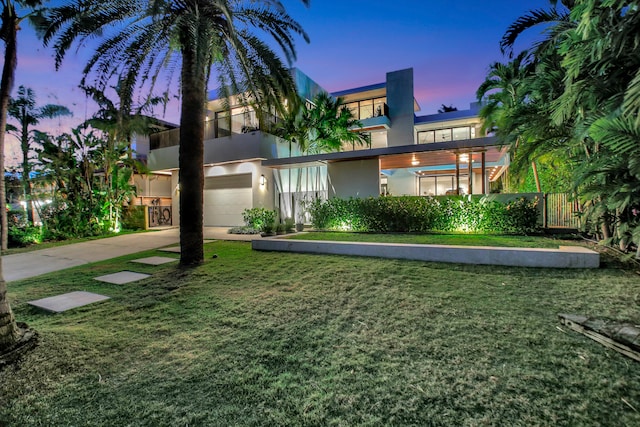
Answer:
xmin=379 ymin=146 xmax=507 ymax=170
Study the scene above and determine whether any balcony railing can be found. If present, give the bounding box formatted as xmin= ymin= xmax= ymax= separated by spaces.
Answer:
xmin=150 ymin=111 xmax=278 ymax=150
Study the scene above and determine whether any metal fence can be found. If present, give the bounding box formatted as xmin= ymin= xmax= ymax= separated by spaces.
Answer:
xmin=148 ymin=199 xmax=172 ymax=228
xmin=545 ymin=193 xmax=580 ymax=229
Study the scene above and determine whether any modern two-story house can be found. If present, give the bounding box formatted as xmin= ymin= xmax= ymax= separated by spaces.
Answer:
xmin=147 ymin=68 xmax=508 ymax=227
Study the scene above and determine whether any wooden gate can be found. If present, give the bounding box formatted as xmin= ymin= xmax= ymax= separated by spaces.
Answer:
xmin=545 ymin=193 xmax=580 ymax=229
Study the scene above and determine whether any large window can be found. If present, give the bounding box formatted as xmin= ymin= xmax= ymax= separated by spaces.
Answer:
xmin=417 ymin=131 xmax=435 ymax=144
xmin=340 ymin=130 xmax=387 ymax=151
xmin=417 ymin=126 xmax=477 ymax=144
xmin=212 ymin=108 xmax=267 ymax=138
xmin=419 ymin=175 xmax=468 ymax=196
xmin=345 ymin=97 xmax=387 ymax=120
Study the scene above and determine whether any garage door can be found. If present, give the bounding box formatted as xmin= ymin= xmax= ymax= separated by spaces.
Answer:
xmin=203 ymin=174 xmax=252 ymax=226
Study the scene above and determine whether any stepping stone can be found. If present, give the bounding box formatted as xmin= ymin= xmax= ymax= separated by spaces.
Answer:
xmin=94 ymin=271 xmax=151 ymax=284
xmin=28 ymin=291 xmax=110 ymax=313
xmin=131 ymin=256 xmax=178 ymax=266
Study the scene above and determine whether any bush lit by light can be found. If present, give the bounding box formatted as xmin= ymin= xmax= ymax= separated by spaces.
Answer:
xmin=310 ymin=195 xmax=540 ymax=235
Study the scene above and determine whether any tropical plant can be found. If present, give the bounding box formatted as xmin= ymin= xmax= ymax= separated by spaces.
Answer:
xmin=0 ymin=0 xmax=47 ymax=354
xmin=34 ymin=125 xmax=135 ymax=239
xmin=80 ymin=85 xmax=157 ymax=231
xmin=274 ymin=92 xmax=369 ymax=221
xmin=41 ymin=0 xmax=309 ymax=265
xmin=242 ymin=207 xmax=276 ymax=231
xmin=284 ymin=217 xmax=295 ymax=233
xmin=477 ymin=51 xmax=543 ymax=192
xmin=6 ymin=85 xmax=71 ymax=224
xmin=309 ymin=196 xmax=540 ymax=234
xmin=277 ymin=92 xmax=369 ymax=155
xmin=493 ymin=0 xmax=640 ymax=254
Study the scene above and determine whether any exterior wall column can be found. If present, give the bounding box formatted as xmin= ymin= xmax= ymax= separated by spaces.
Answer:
xmin=455 ymin=153 xmax=460 ymax=195
xmin=467 ymin=151 xmax=473 ymax=195
xmin=481 ymin=151 xmax=486 ymax=194
xmin=386 ymin=68 xmax=415 ymax=147
xmin=171 ymin=171 xmax=180 ymax=226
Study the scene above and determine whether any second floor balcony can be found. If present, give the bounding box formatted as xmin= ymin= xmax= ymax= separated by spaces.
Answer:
xmin=150 ymin=111 xmax=277 ymax=150
xmin=345 ymin=99 xmax=391 ymax=131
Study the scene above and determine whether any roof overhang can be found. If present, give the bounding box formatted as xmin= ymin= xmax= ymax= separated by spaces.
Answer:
xmin=262 ymin=136 xmax=501 ymax=168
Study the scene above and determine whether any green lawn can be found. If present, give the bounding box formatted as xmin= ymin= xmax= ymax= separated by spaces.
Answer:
xmin=287 ymin=231 xmax=585 ymax=248
xmin=1 ymin=241 xmax=639 ymax=426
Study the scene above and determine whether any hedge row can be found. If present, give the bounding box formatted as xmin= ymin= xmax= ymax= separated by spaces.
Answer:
xmin=309 ymin=196 xmax=540 ymax=234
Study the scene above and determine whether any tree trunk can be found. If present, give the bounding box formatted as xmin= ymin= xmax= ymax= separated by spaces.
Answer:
xmin=0 ymin=6 xmax=19 ymax=350
xmin=178 ymin=46 xmax=205 ymax=265
xmin=531 ymin=161 xmax=541 ymax=193
xmin=21 ymin=126 xmax=34 ymax=224
xmin=0 ymin=260 xmax=20 ymax=351
xmin=600 ymin=215 xmax=612 ymax=241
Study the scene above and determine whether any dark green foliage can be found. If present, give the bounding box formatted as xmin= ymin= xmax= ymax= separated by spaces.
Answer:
xmin=32 ymin=127 xmax=138 ymax=242
xmin=310 ymin=196 xmax=540 ymax=234
xmin=486 ymin=0 xmax=640 ymax=252
xmin=8 ymin=225 xmax=42 ymax=247
xmin=121 ymin=205 xmax=146 ymax=230
xmin=513 ymin=156 xmax=574 ymax=194
xmin=38 ymin=197 xmax=109 ymax=240
xmin=261 ymin=221 xmax=275 ymax=235
xmin=7 ymin=209 xmax=26 ymax=228
xmin=275 ymin=92 xmax=369 ymax=154
xmin=242 ymin=207 xmax=277 ymax=232
xmin=284 ymin=217 xmax=295 ymax=232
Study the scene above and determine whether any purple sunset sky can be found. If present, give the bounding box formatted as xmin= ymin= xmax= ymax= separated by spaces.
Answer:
xmin=8 ymin=0 xmax=551 ymax=164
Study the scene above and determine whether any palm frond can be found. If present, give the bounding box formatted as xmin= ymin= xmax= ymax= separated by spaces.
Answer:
xmin=590 ymin=115 xmax=640 ymax=156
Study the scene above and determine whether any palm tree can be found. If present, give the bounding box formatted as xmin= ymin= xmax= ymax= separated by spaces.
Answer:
xmin=476 ymin=51 xmax=549 ymax=192
xmin=275 ymin=92 xmax=368 ymax=221
xmin=277 ymin=92 xmax=369 ymax=155
xmin=307 ymin=92 xmax=369 ymax=153
xmin=497 ymin=0 xmax=640 ymax=250
xmin=81 ymin=84 xmax=163 ymax=230
xmin=7 ymin=85 xmax=71 ymax=224
xmin=0 ymin=0 xmax=45 ymax=355
xmin=41 ymin=0 xmax=309 ymax=265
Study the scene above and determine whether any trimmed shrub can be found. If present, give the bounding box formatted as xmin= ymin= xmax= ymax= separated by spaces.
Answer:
xmin=8 ymin=225 xmax=43 ymax=247
xmin=242 ymin=208 xmax=277 ymax=231
xmin=310 ymin=195 xmax=540 ymax=234
xmin=121 ymin=205 xmax=146 ymax=230
xmin=284 ymin=217 xmax=295 ymax=233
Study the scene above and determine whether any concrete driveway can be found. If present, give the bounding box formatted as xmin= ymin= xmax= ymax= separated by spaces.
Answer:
xmin=2 ymin=227 xmax=255 ymax=282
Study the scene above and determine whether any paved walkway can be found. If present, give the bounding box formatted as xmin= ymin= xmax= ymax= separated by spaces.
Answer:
xmin=3 ymin=227 xmax=255 ymax=282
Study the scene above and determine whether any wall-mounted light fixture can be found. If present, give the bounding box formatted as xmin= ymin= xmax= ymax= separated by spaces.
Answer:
xmin=459 ymin=153 xmax=469 ymax=163
xmin=260 ymin=174 xmax=266 ymax=186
